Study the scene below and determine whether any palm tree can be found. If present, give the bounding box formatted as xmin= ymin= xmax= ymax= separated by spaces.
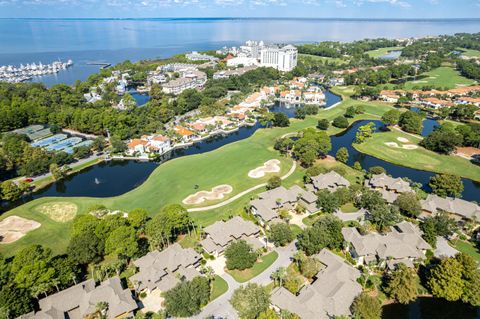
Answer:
xmin=200 ymin=266 xmax=215 ymax=281
xmin=96 ymin=302 xmax=109 ymax=319
xmin=293 ymin=251 xmax=306 ymax=269
xmin=271 ymin=267 xmax=287 ymax=287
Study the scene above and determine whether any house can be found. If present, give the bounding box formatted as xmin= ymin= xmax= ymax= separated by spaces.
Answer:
xmin=127 ymin=138 xmax=148 ymax=155
xmin=379 ymin=90 xmax=401 ymax=103
xmin=186 ymin=51 xmax=218 ymax=62
xmin=279 ymin=90 xmax=302 ymax=104
xmin=250 ymin=185 xmax=318 ymax=225
xmin=83 ymin=91 xmax=102 ymax=103
xmin=303 ymin=91 xmax=325 ymax=105
xmin=213 ymin=65 xmax=258 ymax=79
xmin=420 ymin=98 xmax=455 ymax=109
xmin=271 ymin=249 xmax=362 ymax=319
xmin=288 ymin=78 xmax=306 ymax=90
xmin=130 ymin=243 xmax=202 ymax=294
xmin=162 ymin=70 xmax=207 ymax=95
xmin=174 ymin=125 xmax=196 ymax=142
xmin=342 ymin=221 xmax=431 ymax=268
xmin=240 ymin=92 xmax=265 ymax=108
xmin=447 ymin=85 xmax=480 ymax=97
xmin=456 ymin=97 xmax=480 ymax=107
xmin=188 ymin=122 xmax=208 ymax=134
xmin=147 ymin=135 xmax=171 ymax=154
xmin=364 ymin=173 xmax=413 ymax=203
xmin=29 ymin=277 xmax=137 ymax=319
xmin=328 ymin=77 xmax=345 ymax=86
xmin=200 ymin=216 xmax=263 ymax=256
xmin=226 ymin=56 xmax=259 ymax=67
xmin=307 ymin=171 xmax=350 ymax=192
xmin=420 ymin=194 xmax=480 ymax=222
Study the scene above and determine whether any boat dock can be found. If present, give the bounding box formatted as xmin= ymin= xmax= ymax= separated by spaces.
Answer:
xmin=86 ymin=62 xmax=111 ymax=69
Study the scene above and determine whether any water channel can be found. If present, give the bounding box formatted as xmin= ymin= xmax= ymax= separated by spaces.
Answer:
xmin=3 ymin=90 xmax=479 ymax=211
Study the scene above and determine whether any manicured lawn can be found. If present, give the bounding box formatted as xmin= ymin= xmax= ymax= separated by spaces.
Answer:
xmin=289 ymin=224 xmax=303 ymax=237
xmin=366 ymin=46 xmax=403 ymax=59
xmin=302 ymin=212 xmax=321 ymax=227
xmin=227 ymin=251 xmax=279 ymax=283
xmin=382 ymin=67 xmax=475 ymax=90
xmin=0 ymin=92 xmax=394 ymax=256
xmin=457 ymin=48 xmax=480 ymax=58
xmin=299 ymin=54 xmax=346 ymax=65
xmin=340 ymin=203 xmax=358 ymax=213
xmin=178 ymin=232 xmax=201 ymax=249
xmin=210 ymin=275 xmax=229 ymax=300
xmin=353 ymin=129 xmax=480 ymax=182
xmin=450 ymin=240 xmax=480 ymax=263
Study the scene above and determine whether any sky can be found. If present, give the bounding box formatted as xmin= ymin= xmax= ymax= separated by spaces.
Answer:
xmin=0 ymin=0 xmax=479 ymax=19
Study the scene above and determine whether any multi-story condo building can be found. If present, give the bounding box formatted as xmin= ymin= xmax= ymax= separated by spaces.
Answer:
xmin=260 ymin=45 xmax=298 ymax=72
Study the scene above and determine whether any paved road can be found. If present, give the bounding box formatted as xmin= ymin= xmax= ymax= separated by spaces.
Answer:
xmin=192 ymin=241 xmax=297 ymax=319
xmin=20 ymin=153 xmax=104 ymax=185
xmin=187 ymin=160 xmax=297 ymax=213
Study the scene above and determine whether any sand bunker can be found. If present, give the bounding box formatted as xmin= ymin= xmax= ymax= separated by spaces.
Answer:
xmin=397 ymin=137 xmax=410 ymax=143
xmin=0 ymin=216 xmax=41 ymax=244
xmin=385 ymin=142 xmax=400 ymax=148
xmin=183 ymin=185 xmax=233 ymax=205
xmin=385 ymin=142 xmax=418 ymax=150
xmin=36 ymin=202 xmax=78 ymax=222
xmin=248 ymin=159 xmax=281 ymax=178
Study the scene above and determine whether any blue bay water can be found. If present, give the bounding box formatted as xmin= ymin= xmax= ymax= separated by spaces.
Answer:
xmin=1 ymin=18 xmax=480 ymax=85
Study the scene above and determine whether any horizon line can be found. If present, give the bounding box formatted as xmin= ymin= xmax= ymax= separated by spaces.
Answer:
xmin=1 ymin=17 xmax=480 ymax=21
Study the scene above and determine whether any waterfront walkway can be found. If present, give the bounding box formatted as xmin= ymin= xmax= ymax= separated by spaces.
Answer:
xmin=187 ymin=160 xmax=297 ymax=213
xmin=21 ymin=153 xmax=104 ymax=187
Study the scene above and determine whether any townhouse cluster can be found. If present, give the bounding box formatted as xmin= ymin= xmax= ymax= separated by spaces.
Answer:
xmin=126 ymin=111 xmax=254 ymax=157
xmin=279 ymin=77 xmax=326 ymax=105
xmin=379 ymin=85 xmax=480 ymax=114
xmin=217 ymin=40 xmax=298 ymax=72
xmin=84 ymin=70 xmax=131 ymax=104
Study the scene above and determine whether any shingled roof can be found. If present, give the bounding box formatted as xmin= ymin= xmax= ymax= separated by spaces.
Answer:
xmin=342 ymin=221 xmax=431 ymax=264
xmin=421 ymin=194 xmax=480 ymax=221
xmin=271 ymin=249 xmax=361 ymax=319
xmin=130 ymin=243 xmax=201 ymax=292
xmin=250 ymin=185 xmax=318 ymax=222
xmin=366 ymin=173 xmax=413 ymax=193
xmin=310 ymin=171 xmax=350 ymax=192
xmin=33 ymin=277 xmax=137 ymax=319
xmin=200 ymin=216 xmax=262 ymax=254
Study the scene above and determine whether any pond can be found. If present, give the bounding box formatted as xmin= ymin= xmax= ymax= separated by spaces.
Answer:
xmin=269 ymin=89 xmax=343 ymax=118
xmin=379 ymin=50 xmax=402 ymax=60
xmin=329 ymin=120 xmax=480 ymax=202
xmin=382 ymin=297 xmax=480 ymax=319
xmin=128 ymin=88 xmax=151 ymax=107
xmin=2 ymin=91 xmax=478 ymax=211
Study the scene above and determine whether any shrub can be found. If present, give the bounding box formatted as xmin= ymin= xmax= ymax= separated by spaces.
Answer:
xmin=225 ymin=240 xmax=257 ymax=270
xmin=332 ymin=116 xmax=349 ymax=128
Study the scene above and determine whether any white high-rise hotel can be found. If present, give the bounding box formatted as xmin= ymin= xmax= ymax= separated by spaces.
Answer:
xmin=260 ymin=45 xmax=298 ymax=72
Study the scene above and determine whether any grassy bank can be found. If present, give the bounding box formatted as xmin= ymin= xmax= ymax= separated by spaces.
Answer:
xmin=366 ymin=46 xmax=403 ymax=59
xmin=353 ymin=129 xmax=480 ymax=182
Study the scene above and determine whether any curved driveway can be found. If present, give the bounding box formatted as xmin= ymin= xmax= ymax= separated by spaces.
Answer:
xmin=191 ymin=241 xmax=298 ymax=319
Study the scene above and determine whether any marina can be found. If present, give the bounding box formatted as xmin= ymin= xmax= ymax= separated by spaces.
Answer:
xmin=0 ymin=59 xmax=73 ymax=83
